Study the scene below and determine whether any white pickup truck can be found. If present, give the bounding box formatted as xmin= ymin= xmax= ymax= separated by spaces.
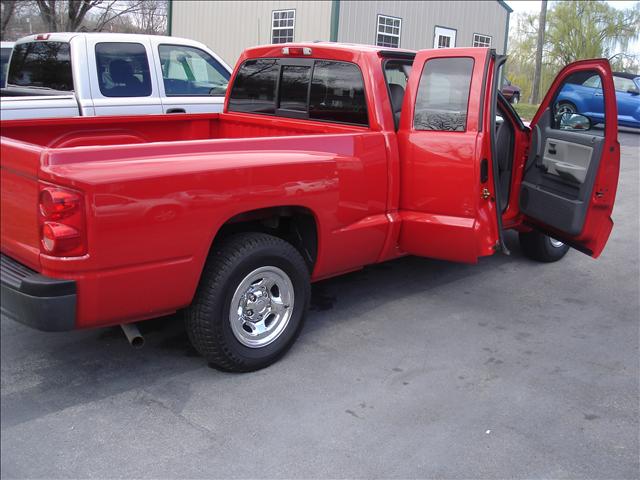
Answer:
xmin=0 ymin=33 xmax=232 ymax=120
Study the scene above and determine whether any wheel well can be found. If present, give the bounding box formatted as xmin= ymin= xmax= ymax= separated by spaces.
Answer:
xmin=211 ymin=207 xmax=318 ymax=270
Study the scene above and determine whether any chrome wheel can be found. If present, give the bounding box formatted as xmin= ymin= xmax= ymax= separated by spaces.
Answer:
xmin=512 ymin=95 xmax=519 ymax=104
xmin=230 ymin=266 xmax=294 ymax=348
xmin=556 ymin=102 xmax=575 ymax=117
xmin=549 ymin=238 xmax=564 ymax=248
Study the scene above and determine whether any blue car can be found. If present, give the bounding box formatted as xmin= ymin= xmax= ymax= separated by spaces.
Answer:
xmin=555 ymin=71 xmax=640 ymax=129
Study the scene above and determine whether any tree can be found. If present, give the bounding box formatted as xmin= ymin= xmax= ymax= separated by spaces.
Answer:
xmin=34 ymin=0 xmax=147 ymax=32
xmin=530 ymin=0 xmax=547 ymax=104
xmin=545 ymin=0 xmax=640 ymax=65
xmin=1 ymin=0 xmax=17 ymax=34
xmin=508 ymin=0 xmax=640 ymax=104
xmin=130 ymin=0 xmax=167 ymax=34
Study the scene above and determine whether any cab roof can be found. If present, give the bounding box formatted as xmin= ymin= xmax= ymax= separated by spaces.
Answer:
xmin=242 ymin=42 xmax=417 ymax=59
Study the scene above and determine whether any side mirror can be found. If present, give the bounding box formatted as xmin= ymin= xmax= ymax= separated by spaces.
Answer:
xmin=627 ymin=87 xmax=639 ymax=96
xmin=559 ymin=113 xmax=592 ymax=131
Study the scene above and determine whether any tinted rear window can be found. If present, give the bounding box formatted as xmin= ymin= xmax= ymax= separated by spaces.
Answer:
xmin=228 ymin=59 xmax=279 ymax=113
xmin=228 ymin=58 xmax=368 ymax=126
xmin=309 ymin=61 xmax=368 ymax=125
xmin=7 ymin=42 xmax=73 ymax=91
xmin=1 ymin=47 xmax=11 ymax=88
xmin=279 ymin=65 xmax=311 ymax=111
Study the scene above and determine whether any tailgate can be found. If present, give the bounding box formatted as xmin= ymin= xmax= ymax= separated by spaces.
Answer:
xmin=0 ymin=138 xmax=43 ymax=270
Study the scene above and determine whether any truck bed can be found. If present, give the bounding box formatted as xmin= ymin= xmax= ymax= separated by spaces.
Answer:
xmin=1 ymin=111 xmax=388 ymax=327
xmin=0 ymin=112 xmax=364 ymax=148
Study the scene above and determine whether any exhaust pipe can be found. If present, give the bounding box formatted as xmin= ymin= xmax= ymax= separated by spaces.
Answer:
xmin=120 ymin=323 xmax=144 ymax=348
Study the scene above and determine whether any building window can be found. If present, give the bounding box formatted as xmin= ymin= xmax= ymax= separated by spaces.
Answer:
xmin=434 ymin=26 xmax=456 ymax=48
xmin=376 ymin=15 xmax=401 ymax=48
xmin=473 ymin=34 xmax=492 ymax=48
xmin=272 ymin=10 xmax=295 ymax=44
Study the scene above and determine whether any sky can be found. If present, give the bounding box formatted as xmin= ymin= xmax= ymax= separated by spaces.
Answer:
xmin=505 ymin=0 xmax=640 ymax=54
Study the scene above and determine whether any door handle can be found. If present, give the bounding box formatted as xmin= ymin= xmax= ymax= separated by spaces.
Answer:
xmin=548 ymin=142 xmax=557 ymax=155
xmin=594 ymin=92 xmax=603 ymax=97
xmin=166 ymin=108 xmax=186 ymax=114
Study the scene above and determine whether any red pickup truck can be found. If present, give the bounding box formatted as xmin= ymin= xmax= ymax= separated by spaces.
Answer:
xmin=0 ymin=43 xmax=620 ymax=372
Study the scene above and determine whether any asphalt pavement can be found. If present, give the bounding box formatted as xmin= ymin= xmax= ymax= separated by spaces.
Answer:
xmin=1 ymin=131 xmax=638 ymax=479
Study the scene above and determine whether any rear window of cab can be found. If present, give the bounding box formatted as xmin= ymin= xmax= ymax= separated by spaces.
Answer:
xmin=228 ymin=58 xmax=369 ymax=126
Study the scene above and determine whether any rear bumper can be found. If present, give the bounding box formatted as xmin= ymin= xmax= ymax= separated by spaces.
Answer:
xmin=0 ymin=254 xmax=76 ymax=331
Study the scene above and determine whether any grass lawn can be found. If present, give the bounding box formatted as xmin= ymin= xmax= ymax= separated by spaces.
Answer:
xmin=513 ymin=103 xmax=540 ymax=121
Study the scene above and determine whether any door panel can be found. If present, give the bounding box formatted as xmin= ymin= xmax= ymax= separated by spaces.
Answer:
xmin=85 ymin=37 xmax=163 ymax=116
xmin=397 ymin=48 xmax=498 ymax=263
xmin=519 ymin=59 xmax=619 ymax=257
xmin=155 ymin=43 xmax=230 ymax=114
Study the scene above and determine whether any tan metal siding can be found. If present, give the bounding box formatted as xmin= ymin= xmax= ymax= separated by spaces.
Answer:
xmin=171 ymin=1 xmax=333 ymax=67
xmin=337 ymin=1 xmax=508 ymax=53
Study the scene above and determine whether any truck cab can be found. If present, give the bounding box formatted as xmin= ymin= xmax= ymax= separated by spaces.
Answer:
xmin=0 ymin=42 xmax=620 ymax=372
xmin=1 ymin=33 xmax=232 ymax=119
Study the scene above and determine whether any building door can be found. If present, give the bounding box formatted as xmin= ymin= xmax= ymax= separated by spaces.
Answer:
xmin=433 ymin=27 xmax=456 ymax=48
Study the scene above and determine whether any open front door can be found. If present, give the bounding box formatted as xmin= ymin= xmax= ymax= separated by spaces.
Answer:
xmin=517 ymin=59 xmax=620 ymax=258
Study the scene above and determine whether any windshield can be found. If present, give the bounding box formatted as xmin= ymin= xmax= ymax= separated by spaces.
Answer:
xmin=7 ymin=41 xmax=73 ymax=91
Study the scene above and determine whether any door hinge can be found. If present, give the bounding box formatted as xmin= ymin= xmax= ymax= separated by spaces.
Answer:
xmin=481 ymin=187 xmax=491 ymax=200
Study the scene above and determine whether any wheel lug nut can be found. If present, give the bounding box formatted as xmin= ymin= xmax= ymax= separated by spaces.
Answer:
xmin=246 ymin=309 xmax=253 ymax=316
xmin=249 ymin=294 xmax=256 ymax=301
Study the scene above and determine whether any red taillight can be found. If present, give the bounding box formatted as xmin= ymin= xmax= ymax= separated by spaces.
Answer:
xmin=39 ymin=184 xmax=86 ymax=257
xmin=40 ymin=188 xmax=79 ymax=220
xmin=42 ymin=222 xmax=81 ymax=254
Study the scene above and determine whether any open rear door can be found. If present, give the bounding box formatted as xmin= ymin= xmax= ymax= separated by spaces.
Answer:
xmin=517 ymin=59 xmax=620 ymax=258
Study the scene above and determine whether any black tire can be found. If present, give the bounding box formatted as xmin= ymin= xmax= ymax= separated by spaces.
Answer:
xmin=519 ymin=230 xmax=570 ymax=263
xmin=511 ymin=93 xmax=520 ymax=104
xmin=186 ymin=233 xmax=310 ymax=372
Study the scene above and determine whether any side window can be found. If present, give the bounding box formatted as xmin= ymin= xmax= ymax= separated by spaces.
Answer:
xmin=553 ymin=71 xmax=604 ymax=131
xmin=613 ymin=76 xmax=635 ymax=93
xmin=384 ymin=60 xmax=411 ymax=90
xmin=414 ymin=57 xmax=473 ymax=131
xmin=95 ymin=42 xmax=152 ymax=98
xmin=582 ymin=75 xmax=601 ymax=89
xmin=228 ymin=59 xmax=279 ymax=114
xmin=158 ymin=44 xmax=230 ymax=96
xmin=309 ymin=61 xmax=368 ymax=126
xmin=279 ymin=64 xmax=311 ymax=112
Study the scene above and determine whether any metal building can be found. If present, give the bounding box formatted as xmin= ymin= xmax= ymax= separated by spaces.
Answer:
xmin=170 ymin=0 xmax=512 ymax=67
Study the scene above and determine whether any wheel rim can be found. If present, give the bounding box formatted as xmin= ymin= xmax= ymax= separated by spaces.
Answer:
xmin=556 ymin=103 xmax=575 ymax=116
xmin=513 ymin=95 xmax=519 ymax=104
xmin=549 ymin=238 xmax=564 ymax=248
xmin=229 ymin=266 xmax=294 ymax=348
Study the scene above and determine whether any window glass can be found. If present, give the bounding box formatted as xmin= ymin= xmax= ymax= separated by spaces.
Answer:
xmin=158 ymin=44 xmax=229 ymax=96
xmin=228 ymin=59 xmax=279 ymax=113
xmin=309 ymin=61 xmax=368 ymax=125
xmin=613 ymin=75 xmax=636 ymax=92
xmin=279 ymin=65 xmax=311 ymax=111
xmin=384 ymin=60 xmax=411 ymax=89
xmin=582 ymin=75 xmax=601 ymax=89
xmin=553 ymin=71 xmax=605 ymax=132
xmin=7 ymin=42 xmax=73 ymax=91
xmin=95 ymin=42 xmax=151 ymax=97
xmin=414 ymin=57 xmax=473 ymax=131
xmin=376 ymin=15 xmax=402 ymax=48
xmin=1 ymin=47 xmax=12 ymax=88
xmin=473 ymin=34 xmax=492 ymax=47
xmin=272 ymin=10 xmax=295 ymax=43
